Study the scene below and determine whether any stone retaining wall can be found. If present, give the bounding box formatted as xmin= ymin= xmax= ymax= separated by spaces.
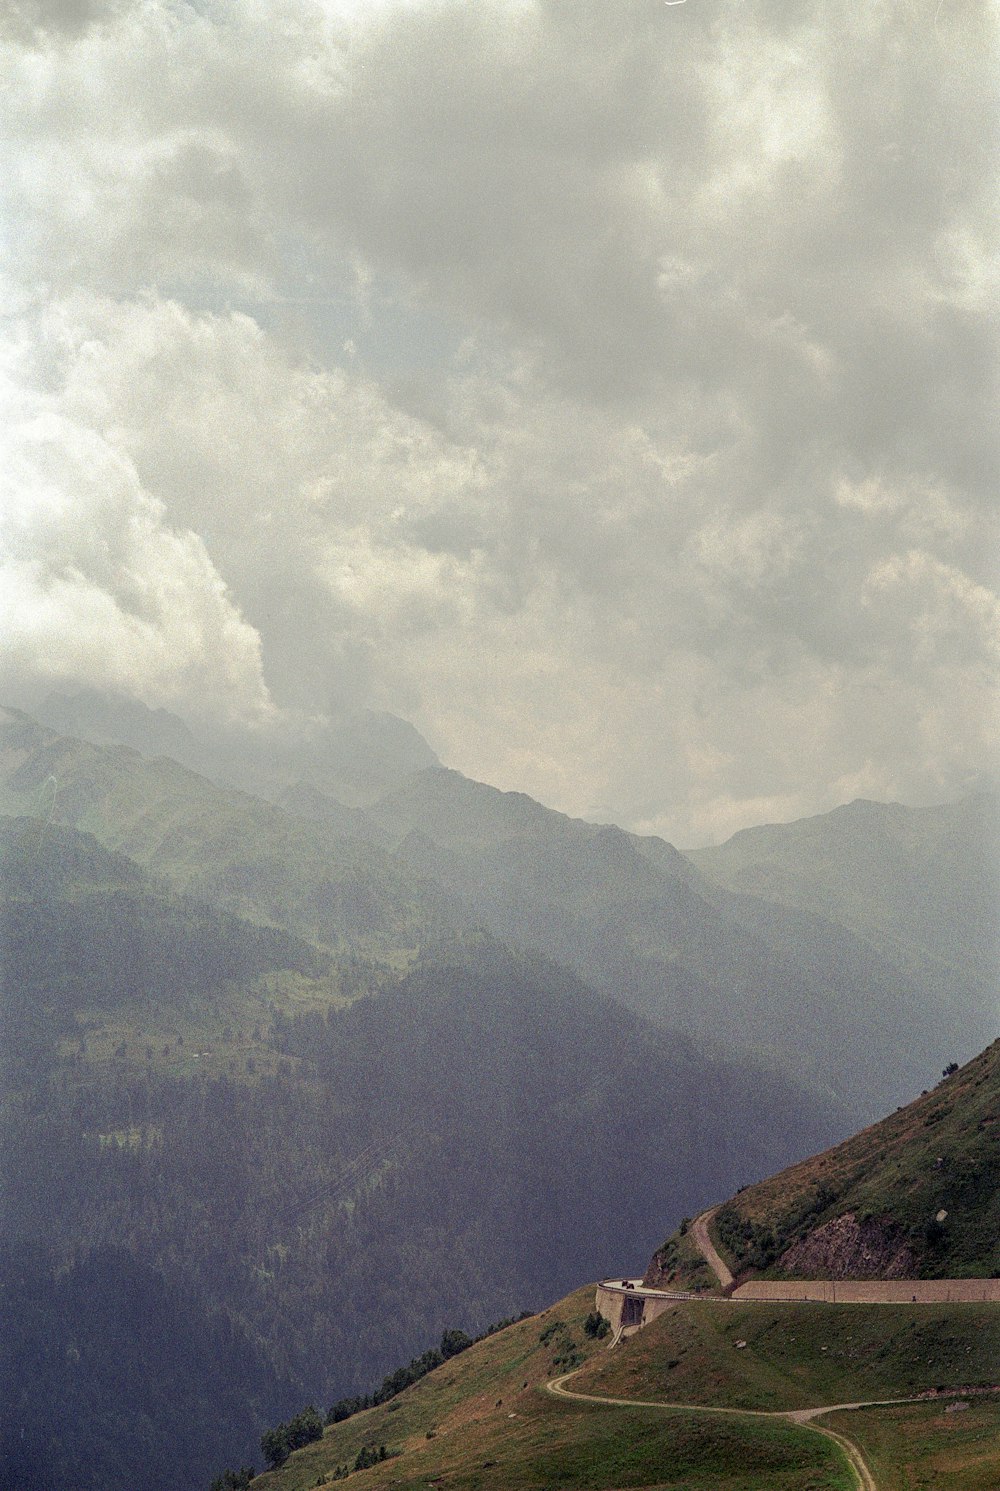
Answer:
xmin=732 ymin=1278 xmax=1000 ymax=1303
xmin=594 ymin=1280 xmax=685 ymax=1335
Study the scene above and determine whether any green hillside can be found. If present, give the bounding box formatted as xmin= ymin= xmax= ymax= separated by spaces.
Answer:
xmin=0 ymin=707 xmax=455 ymax=954
xmin=249 ymin=1290 xmax=854 ymax=1491
xmin=649 ymin=1041 xmax=1000 ymax=1288
xmin=242 ymin=1290 xmax=1000 ymax=1491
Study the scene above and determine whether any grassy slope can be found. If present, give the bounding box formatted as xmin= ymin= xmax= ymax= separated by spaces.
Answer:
xmin=652 ymin=1041 xmax=1000 ymax=1287
xmin=571 ymin=1301 xmax=1000 ymax=1411
xmin=256 ymin=1290 xmax=850 ymax=1491
xmin=254 ymin=1289 xmax=1000 ymax=1491
xmin=825 ymin=1400 xmax=1000 ymax=1491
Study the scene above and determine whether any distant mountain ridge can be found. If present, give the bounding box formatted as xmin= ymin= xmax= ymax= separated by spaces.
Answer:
xmin=30 ymin=686 xmax=440 ymax=806
xmin=0 ymin=706 xmax=457 ymax=953
xmin=690 ymin=793 xmax=999 ymax=1008
xmin=363 ymin=767 xmax=993 ymax=1118
xmin=1 ymin=704 xmax=994 ymax=1120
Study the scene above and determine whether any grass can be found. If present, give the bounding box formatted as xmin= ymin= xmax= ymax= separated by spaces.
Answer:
xmin=255 ymin=1291 xmax=852 ymax=1491
xmin=649 ymin=1043 xmax=1000 ymax=1290
xmin=701 ymin=1043 xmax=1000 ymax=1282
xmin=570 ymin=1301 xmax=1000 ymax=1412
xmin=825 ymin=1398 xmax=1000 ymax=1491
xmin=255 ymin=1291 xmax=1000 ymax=1491
xmin=646 ymin=1224 xmax=716 ymax=1292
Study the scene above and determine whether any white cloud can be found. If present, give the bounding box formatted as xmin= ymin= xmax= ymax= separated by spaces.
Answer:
xmin=0 ymin=0 xmax=996 ymax=839
xmin=0 ymin=350 xmax=273 ymax=722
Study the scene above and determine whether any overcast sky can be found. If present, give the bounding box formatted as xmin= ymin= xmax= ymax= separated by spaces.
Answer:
xmin=2 ymin=0 xmax=997 ymax=843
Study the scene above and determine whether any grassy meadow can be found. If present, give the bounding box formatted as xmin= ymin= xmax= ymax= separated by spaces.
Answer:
xmin=570 ymin=1299 xmax=1000 ymax=1411
xmin=826 ymin=1399 xmax=1000 ymax=1491
xmin=254 ymin=1285 xmax=1000 ymax=1491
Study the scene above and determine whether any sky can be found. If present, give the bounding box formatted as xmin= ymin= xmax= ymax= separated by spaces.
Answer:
xmin=1 ymin=0 xmax=997 ymax=844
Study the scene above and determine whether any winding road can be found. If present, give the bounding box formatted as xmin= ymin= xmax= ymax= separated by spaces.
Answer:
xmin=544 ymin=1209 xmax=885 ymax=1490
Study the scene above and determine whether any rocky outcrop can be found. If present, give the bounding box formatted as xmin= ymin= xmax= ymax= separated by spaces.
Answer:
xmin=778 ymin=1211 xmax=915 ymax=1279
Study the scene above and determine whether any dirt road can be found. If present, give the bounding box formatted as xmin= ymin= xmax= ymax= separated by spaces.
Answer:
xmin=545 ymin=1370 xmax=898 ymax=1491
xmin=691 ymin=1206 xmax=734 ymax=1290
xmin=689 ymin=1208 xmax=1000 ymax=1304
xmin=573 ymin=1203 xmax=998 ymax=1486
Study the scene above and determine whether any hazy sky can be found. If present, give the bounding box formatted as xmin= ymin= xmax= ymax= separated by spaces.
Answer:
xmin=2 ymin=0 xmax=997 ymax=842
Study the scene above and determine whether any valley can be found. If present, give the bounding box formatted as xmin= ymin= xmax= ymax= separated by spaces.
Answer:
xmin=0 ymin=703 xmax=996 ymax=1491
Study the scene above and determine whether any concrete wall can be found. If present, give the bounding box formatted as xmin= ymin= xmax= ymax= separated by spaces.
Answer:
xmin=732 ymin=1278 xmax=1000 ymax=1304
xmin=594 ymin=1280 xmax=681 ymax=1336
xmin=594 ymin=1275 xmax=1000 ymax=1345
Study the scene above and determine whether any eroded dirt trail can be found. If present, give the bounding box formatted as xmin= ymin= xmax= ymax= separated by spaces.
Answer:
xmin=691 ymin=1206 xmax=733 ymax=1290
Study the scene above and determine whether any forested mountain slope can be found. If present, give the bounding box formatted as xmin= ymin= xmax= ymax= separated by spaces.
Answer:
xmin=0 ymin=816 xmax=328 ymax=1069
xmin=0 ymin=1244 xmax=294 ymax=1491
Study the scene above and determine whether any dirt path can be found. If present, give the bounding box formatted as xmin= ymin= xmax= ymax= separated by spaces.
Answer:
xmin=687 ymin=1208 xmax=1000 ymax=1304
xmin=579 ymin=1205 xmax=997 ymax=1486
xmin=691 ymin=1206 xmax=734 ymax=1290
xmin=544 ymin=1370 xmax=906 ymax=1491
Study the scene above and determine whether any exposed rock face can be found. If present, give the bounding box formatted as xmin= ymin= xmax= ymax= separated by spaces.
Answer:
xmin=778 ymin=1211 xmax=916 ymax=1279
xmin=643 ymin=1249 xmax=674 ymax=1290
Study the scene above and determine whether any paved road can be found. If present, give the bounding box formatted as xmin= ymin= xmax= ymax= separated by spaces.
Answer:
xmin=691 ymin=1206 xmax=733 ymax=1290
xmin=545 ymin=1370 xmax=903 ymax=1491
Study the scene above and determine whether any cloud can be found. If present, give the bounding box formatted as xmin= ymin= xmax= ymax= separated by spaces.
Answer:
xmin=0 ymin=0 xmax=996 ymax=839
xmin=0 ymin=340 xmax=274 ymax=723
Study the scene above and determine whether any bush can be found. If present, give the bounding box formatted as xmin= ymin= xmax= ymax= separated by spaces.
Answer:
xmin=354 ymin=1444 xmax=392 ymax=1471
xmin=210 ymin=1470 xmax=254 ymax=1491
xmin=583 ymin=1311 xmax=610 ymax=1339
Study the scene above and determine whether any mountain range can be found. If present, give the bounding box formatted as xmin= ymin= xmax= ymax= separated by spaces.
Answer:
xmin=0 ymin=694 xmax=996 ymax=1491
xmin=2 ymin=703 xmax=993 ymax=1116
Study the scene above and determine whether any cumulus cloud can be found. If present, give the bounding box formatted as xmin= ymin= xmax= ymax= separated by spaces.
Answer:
xmin=0 ymin=324 xmax=274 ymax=722
xmin=0 ymin=0 xmax=996 ymax=839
